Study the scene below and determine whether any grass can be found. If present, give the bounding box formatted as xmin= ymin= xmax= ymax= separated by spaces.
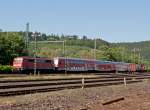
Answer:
xmin=0 ymin=73 xmax=98 ymax=81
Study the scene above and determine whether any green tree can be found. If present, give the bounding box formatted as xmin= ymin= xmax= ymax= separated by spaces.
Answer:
xmin=0 ymin=32 xmax=27 ymax=65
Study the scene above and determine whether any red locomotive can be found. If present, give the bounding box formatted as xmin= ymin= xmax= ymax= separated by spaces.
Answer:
xmin=13 ymin=56 xmax=54 ymax=73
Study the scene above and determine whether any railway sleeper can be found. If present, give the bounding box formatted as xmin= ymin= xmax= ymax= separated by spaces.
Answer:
xmin=0 ymin=80 xmax=142 ymax=97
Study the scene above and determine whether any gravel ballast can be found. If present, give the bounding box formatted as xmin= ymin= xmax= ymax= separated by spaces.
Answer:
xmin=0 ymin=82 xmax=150 ymax=110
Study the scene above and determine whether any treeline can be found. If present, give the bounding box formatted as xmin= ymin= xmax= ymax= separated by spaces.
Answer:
xmin=27 ymin=32 xmax=109 ymax=49
xmin=0 ymin=32 xmax=150 ymax=70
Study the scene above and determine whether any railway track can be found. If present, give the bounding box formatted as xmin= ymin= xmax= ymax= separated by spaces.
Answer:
xmin=0 ymin=72 xmax=149 ymax=82
xmin=0 ymin=77 xmax=146 ymax=89
xmin=0 ymin=73 xmax=150 ymax=96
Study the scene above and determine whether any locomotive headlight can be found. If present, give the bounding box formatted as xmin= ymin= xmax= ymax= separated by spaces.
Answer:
xmin=54 ymin=58 xmax=59 ymax=67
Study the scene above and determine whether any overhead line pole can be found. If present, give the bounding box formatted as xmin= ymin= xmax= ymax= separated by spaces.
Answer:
xmin=122 ymin=47 xmax=124 ymax=62
xmin=94 ymin=38 xmax=97 ymax=70
xmin=138 ymin=49 xmax=141 ymax=64
xmin=34 ymin=33 xmax=37 ymax=75
xmin=64 ymin=40 xmax=67 ymax=75
xmin=31 ymin=32 xmax=41 ymax=75
xmin=25 ymin=23 xmax=29 ymax=48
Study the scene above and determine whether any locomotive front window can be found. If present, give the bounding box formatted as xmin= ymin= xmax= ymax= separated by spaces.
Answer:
xmin=14 ymin=58 xmax=23 ymax=63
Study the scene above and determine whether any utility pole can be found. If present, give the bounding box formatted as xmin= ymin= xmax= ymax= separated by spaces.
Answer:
xmin=31 ymin=32 xmax=41 ymax=75
xmin=63 ymin=40 xmax=67 ymax=76
xmin=141 ymin=56 xmax=143 ymax=64
xmin=132 ymin=48 xmax=141 ymax=64
xmin=63 ymin=41 xmax=65 ymax=56
xmin=34 ymin=33 xmax=37 ymax=75
xmin=132 ymin=48 xmax=136 ymax=64
xmin=94 ymin=38 xmax=97 ymax=70
xmin=122 ymin=47 xmax=124 ymax=62
xmin=25 ymin=23 xmax=29 ymax=48
xmin=94 ymin=38 xmax=96 ymax=60
xmin=138 ymin=49 xmax=141 ymax=64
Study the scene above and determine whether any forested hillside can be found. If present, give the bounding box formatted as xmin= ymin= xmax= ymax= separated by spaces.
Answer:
xmin=112 ymin=41 xmax=150 ymax=59
xmin=0 ymin=32 xmax=150 ymax=69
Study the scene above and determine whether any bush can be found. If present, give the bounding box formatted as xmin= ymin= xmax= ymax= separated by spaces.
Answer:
xmin=0 ymin=65 xmax=14 ymax=73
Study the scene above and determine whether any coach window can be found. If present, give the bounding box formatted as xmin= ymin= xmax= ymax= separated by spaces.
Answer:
xmin=36 ymin=60 xmax=40 ymax=63
xmin=59 ymin=61 xmax=61 ymax=65
xmin=81 ymin=60 xmax=84 ymax=64
xmin=23 ymin=59 xmax=28 ymax=62
xmin=28 ymin=59 xmax=34 ymax=62
xmin=45 ymin=60 xmax=51 ymax=63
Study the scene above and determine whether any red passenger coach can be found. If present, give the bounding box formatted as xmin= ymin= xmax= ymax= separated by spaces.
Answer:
xmin=95 ymin=61 xmax=116 ymax=72
xmin=53 ymin=57 xmax=116 ymax=72
xmin=53 ymin=57 xmax=96 ymax=71
xmin=13 ymin=56 xmax=54 ymax=73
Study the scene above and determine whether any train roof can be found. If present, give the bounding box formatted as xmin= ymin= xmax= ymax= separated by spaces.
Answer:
xmin=54 ymin=57 xmax=95 ymax=61
xmin=14 ymin=56 xmax=52 ymax=60
xmin=54 ymin=57 xmax=113 ymax=63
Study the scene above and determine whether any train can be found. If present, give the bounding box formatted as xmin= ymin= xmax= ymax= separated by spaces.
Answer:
xmin=13 ymin=56 xmax=145 ymax=73
xmin=13 ymin=56 xmax=54 ymax=73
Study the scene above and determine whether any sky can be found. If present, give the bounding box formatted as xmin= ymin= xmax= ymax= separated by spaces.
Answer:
xmin=0 ymin=0 xmax=150 ymax=43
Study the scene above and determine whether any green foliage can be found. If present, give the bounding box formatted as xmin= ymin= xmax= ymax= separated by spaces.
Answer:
xmin=0 ymin=65 xmax=14 ymax=73
xmin=112 ymin=41 xmax=150 ymax=60
xmin=0 ymin=32 xmax=27 ymax=65
xmin=142 ymin=59 xmax=150 ymax=71
xmin=28 ymin=34 xmax=109 ymax=60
